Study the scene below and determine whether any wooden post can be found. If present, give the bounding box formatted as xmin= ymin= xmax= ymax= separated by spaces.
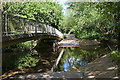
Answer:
xmin=5 ymin=14 xmax=8 ymax=35
xmin=35 ymin=21 xmax=37 ymax=33
xmin=50 ymin=49 xmax=64 ymax=72
xmin=46 ymin=24 xmax=48 ymax=33
xmin=42 ymin=24 xmax=44 ymax=33
xmin=43 ymin=24 xmax=46 ymax=33
xmin=21 ymin=19 xmax=24 ymax=34
xmin=30 ymin=25 xmax=32 ymax=33
xmin=23 ymin=19 xmax=26 ymax=34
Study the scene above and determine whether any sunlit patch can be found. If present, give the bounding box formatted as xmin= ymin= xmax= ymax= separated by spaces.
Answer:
xmin=42 ymin=74 xmax=52 ymax=78
xmin=19 ymin=76 xmax=24 ymax=79
xmin=26 ymin=75 xmax=37 ymax=78
xmin=38 ymin=69 xmax=42 ymax=72
xmin=101 ymin=55 xmax=107 ymax=58
xmin=88 ymin=72 xmax=93 ymax=75
xmin=88 ymin=76 xmax=95 ymax=78
xmin=113 ymin=76 xmax=119 ymax=79
xmin=71 ymin=66 xmax=77 ymax=70
xmin=26 ymin=74 xmax=32 ymax=78
xmin=107 ymin=66 xmax=117 ymax=70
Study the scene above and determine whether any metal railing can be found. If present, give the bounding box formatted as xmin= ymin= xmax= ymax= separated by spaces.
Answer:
xmin=2 ymin=14 xmax=63 ymax=38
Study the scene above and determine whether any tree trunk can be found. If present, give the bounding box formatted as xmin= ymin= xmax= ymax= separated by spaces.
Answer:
xmin=118 ymin=30 xmax=120 ymax=50
xmin=114 ymin=14 xmax=120 ymax=50
xmin=117 ymin=13 xmax=120 ymax=50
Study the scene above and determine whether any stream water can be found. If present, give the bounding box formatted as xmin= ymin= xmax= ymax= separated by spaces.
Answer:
xmin=2 ymin=42 xmax=117 ymax=78
xmin=55 ymin=46 xmax=109 ymax=72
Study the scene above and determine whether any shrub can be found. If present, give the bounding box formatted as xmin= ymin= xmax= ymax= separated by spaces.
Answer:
xmin=63 ymin=34 xmax=67 ymax=39
xmin=110 ymin=50 xmax=120 ymax=63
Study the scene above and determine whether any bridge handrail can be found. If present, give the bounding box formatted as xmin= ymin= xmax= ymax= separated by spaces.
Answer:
xmin=2 ymin=14 xmax=63 ymax=38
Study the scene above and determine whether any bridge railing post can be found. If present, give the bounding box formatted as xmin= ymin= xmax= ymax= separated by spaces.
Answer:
xmin=38 ymin=23 xmax=42 ymax=33
xmin=45 ymin=24 xmax=47 ymax=33
xmin=21 ymin=19 xmax=24 ymax=34
xmin=30 ymin=24 xmax=33 ymax=33
xmin=35 ymin=21 xmax=37 ymax=33
xmin=53 ymin=28 xmax=55 ymax=35
xmin=24 ymin=19 xmax=27 ymax=34
xmin=41 ymin=23 xmax=44 ymax=33
xmin=3 ymin=14 xmax=63 ymax=38
xmin=43 ymin=24 xmax=46 ymax=33
xmin=26 ymin=23 xmax=29 ymax=33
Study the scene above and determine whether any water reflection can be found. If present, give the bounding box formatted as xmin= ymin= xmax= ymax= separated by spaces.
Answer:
xmin=55 ymin=46 xmax=111 ymax=72
xmin=59 ymin=44 xmax=80 ymax=47
xmin=2 ymin=43 xmax=60 ymax=78
xmin=2 ymin=42 xmax=117 ymax=78
xmin=63 ymin=57 xmax=87 ymax=71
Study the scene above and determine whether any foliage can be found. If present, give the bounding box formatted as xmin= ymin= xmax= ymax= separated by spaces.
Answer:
xmin=61 ymin=2 xmax=120 ymax=42
xmin=2 ymin=50 xmax=39 ymax=73
xmin=110 ymin=50 xmax=120 ymax=63
xmin=63 ymin=34 xmax=67 ymax=39
xmin=16 ymin=51 xmax=39 ymax=68
xmin=80 ymin=32 xmax=101 ymax=40
xmin=17 ymin=40 xmax=33 ymax=49
xmin=2 ymin=2 xmax=64 ymax=29
xmin=3 ymin=40 xmax=34 ymax=52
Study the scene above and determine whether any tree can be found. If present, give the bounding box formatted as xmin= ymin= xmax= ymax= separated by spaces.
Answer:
xmin=2 ymin=2 xmax=64 ymax=29
xmin=62 ymin=2 xmax=120 ymax=45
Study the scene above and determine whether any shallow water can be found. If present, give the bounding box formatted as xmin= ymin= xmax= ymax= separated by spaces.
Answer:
xmin=59 ymin=44 xmax=80 ymax=47
xmin=2 ymin=43 xmax=117 ymax=78
xmin=55 ymin=45 xmax=116 ymax=72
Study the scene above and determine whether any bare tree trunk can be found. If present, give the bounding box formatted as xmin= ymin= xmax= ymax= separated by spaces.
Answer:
xmin=117 ymin=13 xmax=120 ymax=50
xmin=118 ymin=30 xmax=120 ymax=50
xmin=114 ymin=14 xmax=120 ymax=50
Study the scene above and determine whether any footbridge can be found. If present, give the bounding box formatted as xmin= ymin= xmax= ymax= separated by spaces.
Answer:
xmin=2 ymin=14 xmax=63 ymax=48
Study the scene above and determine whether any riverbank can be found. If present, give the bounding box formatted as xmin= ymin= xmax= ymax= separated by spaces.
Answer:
xmin=3 ymin=54 xmax=119 ymax=79
xmin=86 ymin=54 xmax=118 ymax=78
xmin=2 ymin=38 xmax=119 ymax=79
xmin=58 ymin=39 xmax=100 ymax=46
xmin=58 ymin=38 xmax=118 ymax=46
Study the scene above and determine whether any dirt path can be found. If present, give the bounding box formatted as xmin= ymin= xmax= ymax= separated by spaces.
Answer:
xmin=85 ymin=54 xmax=119 ymax=78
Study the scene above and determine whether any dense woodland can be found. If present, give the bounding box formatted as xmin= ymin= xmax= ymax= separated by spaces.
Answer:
xmin=2 ymin=2 xmax=120 ymax=42
xmin=1 ymin=1 xmax=120 ymax=75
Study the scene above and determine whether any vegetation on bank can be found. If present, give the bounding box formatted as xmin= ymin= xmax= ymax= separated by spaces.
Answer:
xmin=110 ymin=50 xmax=120 ymax=75
xmin=2 ymin=49 xmax=39 ymax=74
xmin=60 ymin=2 xmax=120 ymax=66
xmin=3 ymin=40 xmax=35 ymax=52
xmin=60 ymin=2 xmax=120 ymax=43
xmin=110 ymin=50 xmax=120 ymax=63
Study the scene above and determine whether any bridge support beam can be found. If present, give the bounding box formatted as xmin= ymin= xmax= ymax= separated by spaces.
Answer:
xmin=34 ymin=39 xmax=59 ymax=52
xmin=2 ymin=33 xmax=61 ymax=48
